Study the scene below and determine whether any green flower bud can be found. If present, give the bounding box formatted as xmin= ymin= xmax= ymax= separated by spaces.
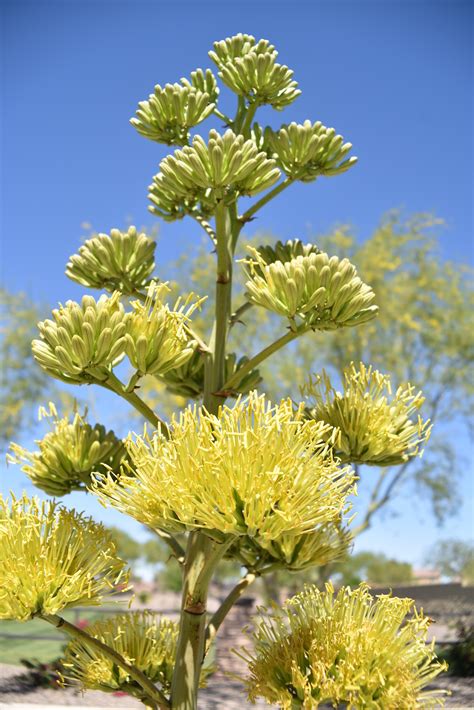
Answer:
xmin=243 ymin=247 xmax=378 ymax=331
xmin=124 ymin=282 xmax=201 ymax=377
xmin=0 ymin=494 xmax=128 ymax=620
xmin=130 ymin=82 xmax=215 ymax=145
xmin=240 ymin=583 xmax=447 ymax=709
xmin=248 ymin=239 xmax=321 ymax=277
xmin=148 ymin=129 xmax=280 ymax=220
xmin=209 ymin=34 xmax=298 ymax=110
xmin=302 ymin=362 xmax=432 ymax=466
xmin=65 ymin=226 xmax=156 ymax=294
xmin=8 ymin=403 xmax=128 ymax=496
xmin=180 ymin=68 xmax=219 ymax=104
xmin=62 ymin=610 xmax=212 ymax=697
xmin=228 ymin=520 xmax=351 ymax=572
xmin=32 ymin=293 xmax=127 ymax=384
xmin=264 ymin=120 xmax=358 ymax=181
xmin=209 ymin=34 xmax=275 ymax=67
xmin=159 ymin=350 xmax=262 ymax=399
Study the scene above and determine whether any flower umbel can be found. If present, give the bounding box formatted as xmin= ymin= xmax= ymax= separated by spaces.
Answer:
xmin=65 ymin=226 xmax=156 ymax=294
xmin=32 ymin=293 xmax=127 ymax=384
xmin=8 ymin=403 xmax=127 ymax=496
xmin=61 ymin=612 xmax=179 ymax=698
xmin=302 ymin=362 xmax=432 ymax=466
xmin=93 ymin=392 xmax=354 ymax=541
xmin=243 ymin=247 xmax=378 ymax=331
xmin=240 ymin=583 xmax=447 ymax=709
xmin=148 ymin=129 xmax=280 ymax=220
xmin=0 ymin=494 xmax=128 ymax=621
xmin=124 ymin=281 xmax=201 ymax=377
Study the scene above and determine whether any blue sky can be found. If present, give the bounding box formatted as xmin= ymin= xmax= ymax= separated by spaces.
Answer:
xmin=1 ymin=0 xmax=473 ymax=566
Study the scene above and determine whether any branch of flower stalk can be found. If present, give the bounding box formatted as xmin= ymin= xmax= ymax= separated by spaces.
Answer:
xmin=221 ymin=327 xmax=305 ymax=392
xmin=240 ymin=101 xmax=258 ymax=140
xmin=212 ymin=107 xmax=233 ymax=128
xmin=151 ymin=527 xmax=186 ymax=565
xmin=229 ymin=301 xmax=253 ymax=330
xmin=38 ymin=613 xmax=170 ymax=709
xmin=240 ymin=176 xmax=294 ymax=223
xmin=204 ymin=571 xmax=257 ymax=655
xmin=101 ymin=372 xmax=170 ymax=437
xmin=190 ymin=212 xmax=217 ymax=246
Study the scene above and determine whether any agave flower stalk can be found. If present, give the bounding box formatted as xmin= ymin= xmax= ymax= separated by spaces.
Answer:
xmin=7 ymin=32 xmax=443 ymax=710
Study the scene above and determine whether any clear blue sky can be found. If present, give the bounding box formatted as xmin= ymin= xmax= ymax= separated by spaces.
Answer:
xmin=1 ymin=0 xmax=473 ymax=566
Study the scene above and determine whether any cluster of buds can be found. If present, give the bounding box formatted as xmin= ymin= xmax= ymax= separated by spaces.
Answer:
xmin=241 ymin=583 xmax=447 ymax=708
xmin=228 ymin=520 xmax=351 ymax=573
xmin=209 ymin=33 xmax=300 ymax=110
xmin=32 ymin=293 xmax=126 ymax=384
xmin=159 ymin=350 xmax=262 ymax=399
xmin=180 ymin=67 xmax=219 ymax=103
xmin=65 ymin=226 xmax=156 ymax=294
xmin=0 ymin=495 xmax=128 ymax=620
xmin=8 ymin=403 xmax=127 ymax=496
xmin=148 ymin=129 xmax=280 ymax=220
xmin=302 ymin=362 xmax=432 ymax=466
xmin=93 ymin=392 xmax=355 ymax=541
xmin=131 ymin=80 xmax=216 ymax=145
xmin=243 ymin=247 xmax=378 ymax=331
xmin=263 ymin=120 xmax=357 ymax=180
xmin=124 ymin=282 xmax=200 ymax=377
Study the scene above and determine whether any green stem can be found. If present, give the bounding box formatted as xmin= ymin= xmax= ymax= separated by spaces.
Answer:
xmin=169 ymin=533 xmax=233 ymax=709
xmin=240 ymin=101 xmax=258 ymax=139
xmin=241 ymin=177 xmax=294 ymax=222
xmin=213 ymin=107 xmax=233 ymax=127
xmin=189 ymin=213 xmax=217 ymax=245
xmin=39 ymin=613 xmax=169 ymax=709
xmin=229 ymin=301 xmax=253 ymax=330
xmin=222 ymin=328 xmax=303 ymax=392
xmin=204 ymin=571 xmax=257 ymax=654
xmin=151 ymin=527 xmax=186 ymax=564
xmin=101 ymin=372 xmax=170 ymax=437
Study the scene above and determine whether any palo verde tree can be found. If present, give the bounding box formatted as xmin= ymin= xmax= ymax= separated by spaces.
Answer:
xmin=4 ymin=34 xmax=447 ymax=709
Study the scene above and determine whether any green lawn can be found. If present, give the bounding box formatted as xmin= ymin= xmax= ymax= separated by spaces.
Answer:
xmin=0 ymin=609 xmax=107 ymax=666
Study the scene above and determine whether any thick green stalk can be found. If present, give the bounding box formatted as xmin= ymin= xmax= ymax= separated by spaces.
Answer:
xmin=204 ymin=571 xmax=257 ymax=654
xmin=170 ymin=199 xmax=235 ymax=709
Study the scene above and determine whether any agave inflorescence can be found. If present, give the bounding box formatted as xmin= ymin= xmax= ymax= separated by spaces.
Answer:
xmin=243 ymin=246 xmax=378 ymax=331
xmin=131 ymin=82 xmax=216 ymax=146
xmin=148 ymin=129 xmax=280 ymax=220
xmin=124 ymin=282 xmax=202 ymax=377
xmin=0 ymin=495 xmax=128 ymax=620
xmin=93 ymin=392 xmax=355 ymax=540
xmin=209 ymin=33 xmax=300 ymax=109
xmin=228 ymin=520 xmax=352 ymax=573
xmin=302 ymin=362 xmax=432 ymax=466
xmin=240 ymin=583 xmax=447 ymax=709
xmin=62 ymin=611 xmax=181 ymax=697
xmin=32 ymin=292 xmax=127 ymax=384
xmin=66 ymin=226 xmax=156 ymax=294
xmin=8 ymin=403 xmax=127 ymax=496
xmin=263 ymin=120 xmax=358 ymax=180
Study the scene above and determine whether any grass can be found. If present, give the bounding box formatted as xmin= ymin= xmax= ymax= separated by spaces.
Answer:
xmin=0 ymin=609 xmax=112 ymax=666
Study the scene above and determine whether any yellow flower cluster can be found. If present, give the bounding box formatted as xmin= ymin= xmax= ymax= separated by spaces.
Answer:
xmin=0 ymin=495 xmax=128 ymax=620
xmin=241 ymin=583 xmax=447 ymax=709
xmin=65 ymin=226 xmax=156 ymax=294
xmin=303 ymin=362 xmax=432 ymax=466
xmin=8 ymin=404 xmax=127 ymax=496
xmin=32 ymin=293 xmax=126 ymax=384
xmin=93 ymin=392 xmax=355 ymax=541
xmin=229 ymin=520 xmax=352 ymax=572
xmin=61 ymin=611 xmax=194 ymax=698
xmin=148 ymin=129 xmax=280 ymax=220
xmin=209 ymin=33 xmax=300 ymax=109
xmin=124 ymin=282 xmax=201 ymax=377
xmin=244 ymin=247 xmax=378 ymax=330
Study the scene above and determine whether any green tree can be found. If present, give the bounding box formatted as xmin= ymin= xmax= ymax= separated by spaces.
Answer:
xmin=333 ymin=551 xmax=413 ymax=586
xmin=425 ymin=539 xmax=474 ymax=584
